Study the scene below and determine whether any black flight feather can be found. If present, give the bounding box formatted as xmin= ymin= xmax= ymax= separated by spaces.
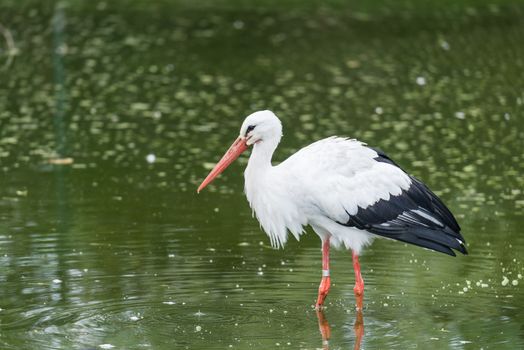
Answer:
xmin=337 ymin=148 xmax=467 ymax=256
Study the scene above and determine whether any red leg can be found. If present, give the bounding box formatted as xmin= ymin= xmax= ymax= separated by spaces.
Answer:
xmin=352 ymin=251 xmax=364 ymax=310
xmin=315 ymin=237 xmax=331 ymax=309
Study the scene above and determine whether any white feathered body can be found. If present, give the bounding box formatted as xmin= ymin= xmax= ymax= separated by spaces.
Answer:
xmin=244 ymin=136 xmax=412 ymax=253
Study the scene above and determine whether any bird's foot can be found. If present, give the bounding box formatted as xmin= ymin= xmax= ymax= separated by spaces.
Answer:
xmin=353 ymin=282 xmax=364 ymax=311
xmin=353 ymin=284 xmax=364 ymax=296
xmin=314 ymin=303 xmax=325 ymax=311
xmin=354 ymin=295 xmax=364 ymax=311
xmin=315 ymin=277 xmax=331 ymax=309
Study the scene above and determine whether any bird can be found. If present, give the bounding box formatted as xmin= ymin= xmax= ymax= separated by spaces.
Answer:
xmin=198 ymin=110 xmax=467 ymax=310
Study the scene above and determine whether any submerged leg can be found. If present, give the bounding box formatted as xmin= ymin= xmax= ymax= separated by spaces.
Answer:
xmin=315 ymin=237 xmax=331 ymax=308
xmin=353 ymin=308 xmax=364 ymax=350
xmin=352 ymin=251 xmax=364 ymax=310
xmin=316 ymin=309 xmax=331 ymax=350
xmin=315 ymin=307 xmax=364 ymax=350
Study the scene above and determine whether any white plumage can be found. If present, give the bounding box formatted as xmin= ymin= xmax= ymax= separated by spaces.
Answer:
xmin=243 ymin=112 xmax=410 ymax=253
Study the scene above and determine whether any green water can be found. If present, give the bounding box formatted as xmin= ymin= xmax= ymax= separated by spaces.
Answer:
xmin=1 ymin=1 xmax=523 ymax=349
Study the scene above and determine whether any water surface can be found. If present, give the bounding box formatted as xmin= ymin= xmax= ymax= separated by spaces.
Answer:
xmin=1 ymin=1 xmax=523 ymax=349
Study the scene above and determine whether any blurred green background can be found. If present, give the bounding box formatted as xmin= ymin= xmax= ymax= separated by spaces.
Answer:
xmin=0 ymin=1 xmax=523 ymax=349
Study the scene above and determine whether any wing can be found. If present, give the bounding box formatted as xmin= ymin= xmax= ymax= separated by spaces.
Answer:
xmin=280 ymin=138 xmax=467 ymax=256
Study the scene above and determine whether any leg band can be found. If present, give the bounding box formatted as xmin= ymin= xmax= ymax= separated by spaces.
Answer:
xmin=322 ymin=269 xmax=330 ymax=277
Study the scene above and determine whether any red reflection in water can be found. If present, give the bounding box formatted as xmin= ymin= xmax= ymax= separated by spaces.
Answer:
xmin=316 ymin=294 xmax=364 ymax=350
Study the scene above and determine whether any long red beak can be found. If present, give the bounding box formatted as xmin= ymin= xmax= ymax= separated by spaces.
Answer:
xmin=197 ymin=137 xmax=248 ymax=193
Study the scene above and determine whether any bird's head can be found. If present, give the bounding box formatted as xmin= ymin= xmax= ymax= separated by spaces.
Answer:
xmin=239 ymin=110 xmax=283 ymax=146
xmin=197 ymin=110 xmax=282 ymax=193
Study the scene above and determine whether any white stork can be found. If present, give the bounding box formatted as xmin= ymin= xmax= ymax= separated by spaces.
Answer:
xmin=198 ymin=110 xmax=467 ymax=309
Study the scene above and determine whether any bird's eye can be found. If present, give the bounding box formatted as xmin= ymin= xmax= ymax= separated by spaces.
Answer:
xmin=246 ymin=125 xmax=256 ymax=136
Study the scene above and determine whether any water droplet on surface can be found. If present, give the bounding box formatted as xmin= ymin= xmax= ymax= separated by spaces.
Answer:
xmin=233 ymin=20 xmax=244 ymax=29
xmin=502 ymin=276 xmax=509 ymax=286
xmin=440 ymin=40 xmax=450 ymax=50
xmin=455 ymin=111 xmax=465 ymax=119
xmin=146 ymin=154 xmax=156 ymax=163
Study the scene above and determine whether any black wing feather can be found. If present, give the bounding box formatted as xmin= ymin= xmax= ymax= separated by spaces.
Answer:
xmin=339 ymin=148 xmax=467 ymax=256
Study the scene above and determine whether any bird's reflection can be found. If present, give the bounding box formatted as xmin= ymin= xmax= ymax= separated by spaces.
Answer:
xmin=316 ymin=294 xmax=364 ymax=350
xmin=316 ymin=309 xmax=331 ymax=350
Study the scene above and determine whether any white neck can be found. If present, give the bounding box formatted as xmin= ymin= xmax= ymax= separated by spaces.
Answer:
xmin=245 ymin=137 xmax=279 ymax=177
xmin=244 ymin=137 xmax=279 ymax=218
xmin=243 ymin=135 xmax=304 ymax=248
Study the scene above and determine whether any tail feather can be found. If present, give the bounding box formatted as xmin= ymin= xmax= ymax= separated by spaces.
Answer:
xmin=372 ymin=225 xmax=468 ymax=256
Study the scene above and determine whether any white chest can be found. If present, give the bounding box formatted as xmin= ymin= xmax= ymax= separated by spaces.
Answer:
xmin=244 ymin=168 xmax=306 ymax=248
